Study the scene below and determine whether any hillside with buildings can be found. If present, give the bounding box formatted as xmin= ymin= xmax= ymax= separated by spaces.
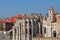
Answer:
xmin=0 ymin=7 xmax=60 ymax=40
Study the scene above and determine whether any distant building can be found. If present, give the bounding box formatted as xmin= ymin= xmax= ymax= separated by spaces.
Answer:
xmin=12 ymin=13 xmax=42 ymax=40
xmin=0 ymin=7 xmax=60 ymax=40
xmin=42 ymin=7 xmax=60 ymax=37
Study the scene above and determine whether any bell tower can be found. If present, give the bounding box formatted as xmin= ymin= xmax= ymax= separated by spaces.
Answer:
xmin=48 ymin=7 xmax=54 ymax=22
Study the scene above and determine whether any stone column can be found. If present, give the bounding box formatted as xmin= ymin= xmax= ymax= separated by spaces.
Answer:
xmin=18 ymin=25 xmax=20 ymax=40
xmin=3 ymin=23 xmax=5 ymax=31
xmin=20 ymin=20 xmax=23 ymax=40
xmin=26 ymin=19 xmax=30 ymax=40
xmin=38 ymin=22 xmax=40 ymax=34
xmin=21 ymin=19 xmax=26 ymax=40
xmin=16 ymin=27 xmax=18 ymax=40
xmin=12 ymin=26 xmax=15 ymax=40
xmin=22 ymin=19 xmax=26 ymax=40
xmin=31 ymin=19 xmax=33 ymax=40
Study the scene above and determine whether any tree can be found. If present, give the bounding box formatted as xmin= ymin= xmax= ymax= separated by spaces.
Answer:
xmin=0 ymin=22 xmax=3 ymax=31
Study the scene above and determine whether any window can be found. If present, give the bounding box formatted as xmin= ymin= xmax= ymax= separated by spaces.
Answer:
xmin=53 ymin=30 xmax=56 ymax=37
xmin=15 ymin=29 xmax=16 ymax=34
xmin=44 ymin=27 xmax=46 ymax=34
xmin=29 ymin=21 xmax=31 ymax=26
xmin=25 ymin=21 xmax=28 ymax=24
xmin=38 ymin=19 xmax=40 ymax=22
xmin=49 ymin=11 xmax=52 ymax=13
xmin=25 ymin=29 xmax=27 ymax=34
xmin=49 ymin=11 xmax=51 ymax=13
xmin=29 ymin=29 xmax=32 ymax=35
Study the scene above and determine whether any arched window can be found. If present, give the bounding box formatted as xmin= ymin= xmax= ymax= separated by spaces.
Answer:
xmin=25 ymin=21 xmax=28 ymax=24
xmin=29 ymin=21 xmax=31 ymax=26
xmin=53 ymin=30 xmax=56 ymax=37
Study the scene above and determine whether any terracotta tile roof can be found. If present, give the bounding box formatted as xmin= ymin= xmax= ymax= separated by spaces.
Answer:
xmin=9 ymin=18 xmax=16 ymax=23
xmin=0 ymin=19 xmax=16 ymax=23
xmin=16 ymin=14 xmax=25 ymax=18
xmin=57 ymin=16 xmax=60 ymax=19
xmin=0 ymin=14 xmax=26 ymax=23
xmin=0 ymin=19 xmax=7 ymax=23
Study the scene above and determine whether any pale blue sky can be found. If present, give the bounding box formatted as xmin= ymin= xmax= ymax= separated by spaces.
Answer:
xmin=0 ymin=0 xmax=60 ymax=18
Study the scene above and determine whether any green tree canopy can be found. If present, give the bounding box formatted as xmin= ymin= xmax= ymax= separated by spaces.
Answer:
xmin=0 ymin=22 xmax=3 ymax=31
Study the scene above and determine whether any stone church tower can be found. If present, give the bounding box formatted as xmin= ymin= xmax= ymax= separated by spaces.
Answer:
xmin=48 ymin=7 xmax=54 ymax=22
xmin=47 ymin=7 xmax=54 ymax=37
xmin=42 ymin=7 xmax=55 ymax=37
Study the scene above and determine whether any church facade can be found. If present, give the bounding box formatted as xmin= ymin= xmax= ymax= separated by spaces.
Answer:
xmin=42 ymin=7 xmax=60 ymax=37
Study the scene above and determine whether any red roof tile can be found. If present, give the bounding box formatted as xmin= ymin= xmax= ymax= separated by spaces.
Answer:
xmin=0 ymin=14 xmax=26 ymax=23
xmin=0 ymin=19 xmax=7 ymax=23
xmin=57 ymin=16 xmax=60 ymax=19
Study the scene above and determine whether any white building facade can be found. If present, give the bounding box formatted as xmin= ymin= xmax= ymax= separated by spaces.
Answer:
xmin=42 ymin=7 xmax=60 ymax=37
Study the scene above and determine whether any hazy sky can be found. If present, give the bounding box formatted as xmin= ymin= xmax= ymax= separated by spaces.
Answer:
xmin=0 ymin=0 xmax=60 ymax=18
